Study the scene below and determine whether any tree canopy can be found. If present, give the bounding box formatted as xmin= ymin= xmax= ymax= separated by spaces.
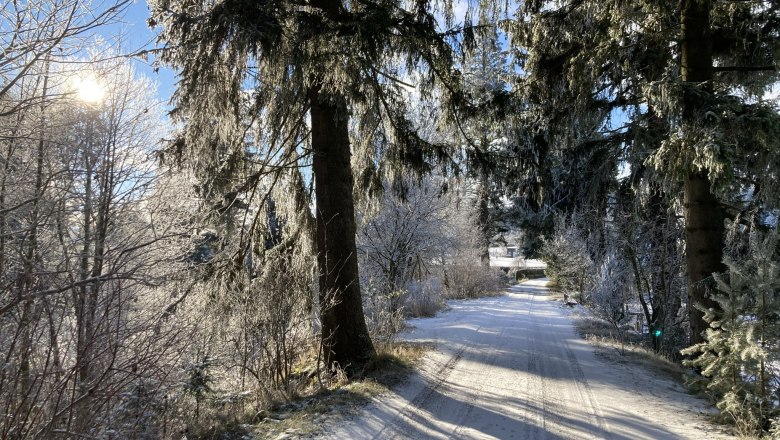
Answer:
xmin=150 ymin=0 xmax=482 ymax=371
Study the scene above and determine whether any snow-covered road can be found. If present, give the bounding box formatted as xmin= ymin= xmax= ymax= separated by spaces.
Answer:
xmin=325 ymin=278 xmax=733 ymax=439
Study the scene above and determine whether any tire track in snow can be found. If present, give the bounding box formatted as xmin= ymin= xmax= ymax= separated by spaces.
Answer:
xmin=562 ymin=339 xmax=612 ymax=439
xmin=518 ymin=284 xmax=610 ymax=440
xmin=372 ymin=331 xmax=475 ymax=439
xmin=450 ymin=320 xmax=513 ymax=438
xmin=323 ymin=279 xmax=732 ymax=440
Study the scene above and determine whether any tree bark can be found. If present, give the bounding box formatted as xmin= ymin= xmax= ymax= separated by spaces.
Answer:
xmin=680 ymin=0 xmax=725 ymax=345
xmin=477 ymin=177 xmax=491 ymax=266
xmin=76 ymin=118 xmax=94 ymax=392
xmin=308 ymin=87 xmax=375 ymax=374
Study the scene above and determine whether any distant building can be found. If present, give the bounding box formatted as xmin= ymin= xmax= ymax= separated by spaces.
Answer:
xmin=488 ymin=245 xmax=546 ymax=273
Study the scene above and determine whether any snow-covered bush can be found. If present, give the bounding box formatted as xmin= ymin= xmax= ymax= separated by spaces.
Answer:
xmin=403 ymin=278 xmax=445 ymax=317
xmin=541 ymin=216 xmax=595 ymax=302
xmin=357 ymin=175 xmax=504 ymax=335
xmin=208 ymin=242 xmax=317 ymax=399
xmin=362 ymin=280 xmax=407 ymax=351
xmin=154 ymin=171 xmax=321 ymax=434
xmin=109 ymin=379 xmax=168 ymax=439
xmin=443 ymin=265 xmax=507 ymax=299
xmin=589 ymin=259 xmax=634 ymax=352
xmin=183 ymin=356 xmax=215 ymax=420
xmin=357 ymin=178 xmax=452 ymax=295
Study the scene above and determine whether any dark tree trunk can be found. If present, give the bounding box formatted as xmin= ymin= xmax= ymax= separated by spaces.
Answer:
xmin=683 ymin=172 xmax=724 ymax=343
xmin=308 ymin=87 xmax=375 ymax=374
xmin=680 ymin=0 xmax=725 ymax=345
xmin=477 ymin=178 xmax=491 ymax=266
xmin=530 ymin=133 xmax=550 ymax=213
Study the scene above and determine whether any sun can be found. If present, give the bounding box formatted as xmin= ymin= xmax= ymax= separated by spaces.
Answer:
xmin=74 ymin=75 xmax=105 ymax=104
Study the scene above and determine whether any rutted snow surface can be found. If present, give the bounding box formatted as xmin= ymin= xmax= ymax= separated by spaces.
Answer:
xmin=324 ymin=279 xmax=733 ymax=439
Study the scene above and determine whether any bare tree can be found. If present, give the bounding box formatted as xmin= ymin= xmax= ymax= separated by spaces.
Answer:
xmin=0 ymin=0 xmax=130 ymax=117
xmin=357 ymin=177 xmax=453 ymax=294
xmin=358 ymin=175 xmax=505 ymax=331
xmin=0 ymin=48 xmax=186 ymax=437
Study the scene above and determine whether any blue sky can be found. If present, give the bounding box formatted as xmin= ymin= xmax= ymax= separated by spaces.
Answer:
xmin=110 ymin=0 xmax=177 ymax=108
xmin=108 ymin=0 xmax=473 ymax=110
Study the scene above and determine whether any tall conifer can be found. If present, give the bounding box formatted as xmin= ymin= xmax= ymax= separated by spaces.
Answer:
xmin=506 ymin=0 xmax=780 ymax=344
xmin=150 ymin=0 xmax=466 ymax=372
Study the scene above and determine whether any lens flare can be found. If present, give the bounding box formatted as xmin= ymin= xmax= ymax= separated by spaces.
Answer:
xmin=75 ymin=75 xmax=105 ymax=104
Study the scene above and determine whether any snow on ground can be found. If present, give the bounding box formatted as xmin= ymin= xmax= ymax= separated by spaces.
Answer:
xmin=321 ymin=279 xmax=733 ymax=439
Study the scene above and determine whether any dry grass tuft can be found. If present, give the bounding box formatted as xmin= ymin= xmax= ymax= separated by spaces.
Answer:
xmin=575 ymin=317 xmax=685 ymax=380
xmin=403 ymin=279 xmax=445 ymax=318
xmin=249 ymin=341 xmax=430 ymax=439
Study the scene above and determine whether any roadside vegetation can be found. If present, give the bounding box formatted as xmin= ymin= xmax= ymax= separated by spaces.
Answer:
xmin=187 ymin=342 xmax=430 ymax=440
xmin=574 ymin=317 xmax=690 ymax=384
xmin=546 ymin=224 xmax=780 ymax=438
xmin=1 ymin=0 xmax=777 ymax=437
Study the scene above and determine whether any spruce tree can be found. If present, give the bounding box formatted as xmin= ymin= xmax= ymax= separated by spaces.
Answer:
xmin=505 ymin=0 xmax=780 ymax=344
xmin=460 ymin=19 xmax=510 ymax=263
xmin=150 ymin=0 xmax=466 ymax=372
xmin=683 ymin=231 xmax=780 ymax=434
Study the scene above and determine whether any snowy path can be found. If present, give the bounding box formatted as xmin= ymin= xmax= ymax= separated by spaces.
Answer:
xmin=324 ymin=278 xmax=732 ymax=440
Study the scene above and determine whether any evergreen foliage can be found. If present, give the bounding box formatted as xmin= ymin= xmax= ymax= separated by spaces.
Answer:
xmin=683 ymin=230 xmax=780 ymax=435
xmin=149 ymin=0 xmax=478 ymax=373
xmin=2 ymin=0 xmax=780 ymax=434
xmin=540 ymin=215 xmax=595 ymax=301
xmin=504 ymin=0 xmax=780 ymax=344
xmin=458 ymin=19 xmax=513 ymax=260
xmin=183 ymin=356 xmax=215 ymax=420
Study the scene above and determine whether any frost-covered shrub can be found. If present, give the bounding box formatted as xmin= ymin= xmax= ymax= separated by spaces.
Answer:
xmin=541 ymin=216 xmax=595 ymax=302
xmin=590 ymin=268 xmax=632 ymax=330
xmin=356 ymin=174 xmax=504 ymax=344
xmin=769 ymin=417 xmax=780 ymax=439
xmin=588 ymin=259 xmax=635 ymax=352
xmin=216 ymin=250 xmax=315 ymax=398
xmin=362 ymin=283 xmax=406 ymax=351
xmin=356 ymin=177 xmax=453 ymax=295
xmin=182 ymin=188 xmax=319 ymax=409
xmin=109 ymin=379 xmax=168 ymax=439
xmin=403 ymin=278 xmax=445 ymax=317
xmin=443 ymin=265 xmax=506 ymax=299
xmin=183 ymin=356 xmax=215 ymax=420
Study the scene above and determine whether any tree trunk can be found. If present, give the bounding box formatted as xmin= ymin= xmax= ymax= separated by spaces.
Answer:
xmin=308 ymin=87 xmax=375 ymax=374
xmin=76 ymin=122 xmax=94 ymax=392
xmin=680 ymin=0 xmax=725 ymax=345
xmin=477 ymin=178 xmax=491 ymax=266
xmin=648 ymin=186 xmax=670 ymax=352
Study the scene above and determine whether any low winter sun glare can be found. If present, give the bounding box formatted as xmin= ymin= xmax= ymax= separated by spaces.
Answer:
xmin=74 ymin=75 xmax=105 ymax=104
